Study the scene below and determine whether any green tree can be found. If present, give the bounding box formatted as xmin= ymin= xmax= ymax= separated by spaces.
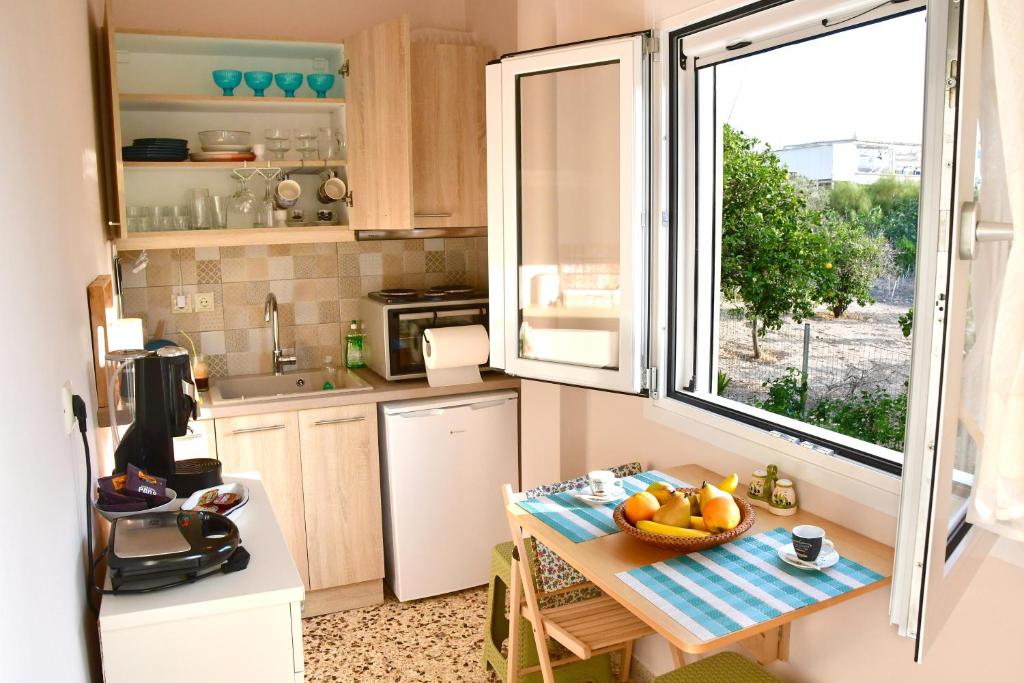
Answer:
xmin=813 ymin=210 xmax=892 ymax=318
xmin=828 ymin=181 xmax=872 ymax=216
xmin=721 ymin=125 xmax=821 ymax=359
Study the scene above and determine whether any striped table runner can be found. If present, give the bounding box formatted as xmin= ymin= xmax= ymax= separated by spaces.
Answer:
xmin=616 ymin=526 xmax=885 ymax=642
xmin=517 ymin=470 xmax=693 ymax=543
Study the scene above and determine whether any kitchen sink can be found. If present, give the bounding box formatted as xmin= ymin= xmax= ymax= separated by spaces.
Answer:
xmin=209 ymin=370 xmax=373 ymax=404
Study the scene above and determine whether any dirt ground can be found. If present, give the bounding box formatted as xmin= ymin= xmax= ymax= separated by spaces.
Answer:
xmin=718 ymin=277 xmax=915 ymax=405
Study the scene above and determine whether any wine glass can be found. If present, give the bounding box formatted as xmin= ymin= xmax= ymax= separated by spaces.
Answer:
xmin=227 ymin=175 xmax=256 ymax=228
xmin=293 ymin=128 xmax=318 ymax=160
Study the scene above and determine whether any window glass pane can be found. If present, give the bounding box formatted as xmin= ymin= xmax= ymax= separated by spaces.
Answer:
xmin=691 ymin=12 xmax=927 ymax=453
xmin=517 ymin=63 xmax=621 ymax=369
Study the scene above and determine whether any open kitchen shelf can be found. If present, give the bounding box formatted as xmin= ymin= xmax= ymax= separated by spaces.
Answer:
xmin=114 ymin=225 xmax=354 ymax=250
xmin=119 ymin=93 xmax=345 ymax=114
xmin=123 ymin=159 xmax=347 ymax=170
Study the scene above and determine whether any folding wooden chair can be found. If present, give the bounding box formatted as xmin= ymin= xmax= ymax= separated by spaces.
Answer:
xmin=503 ymin=483 xmax=653 ymax=683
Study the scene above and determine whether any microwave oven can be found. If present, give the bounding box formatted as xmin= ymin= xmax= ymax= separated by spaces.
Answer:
xmin=359 ymin=293 xmax=489 ymax=380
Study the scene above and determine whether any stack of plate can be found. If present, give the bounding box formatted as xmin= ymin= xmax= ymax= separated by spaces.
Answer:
xmin=189 ymin=151 xmax=256 ymax=162
xmin=122 ymin=138 xmax=189 ymax=162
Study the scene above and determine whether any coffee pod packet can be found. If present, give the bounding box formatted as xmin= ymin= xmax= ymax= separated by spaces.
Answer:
xmin=97 ymin=489 xmax=148 ymax=512
xmin=125 ymin=463 xmax=167 ymax=497
xmin=97 ymin=473 xmax=128 ymax=494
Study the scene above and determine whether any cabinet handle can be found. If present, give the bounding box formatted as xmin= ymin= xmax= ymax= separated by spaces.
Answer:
xmin=414 ymin=212 xmax=453 ymax=218
xmin=232 ymin=424 xmax=286 ymax=435
xmin=313 ymin=416 xmax=366 ymax=426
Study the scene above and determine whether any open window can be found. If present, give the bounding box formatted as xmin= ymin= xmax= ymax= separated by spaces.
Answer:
xmin=486 ymin=34 xmax=652 ymax=394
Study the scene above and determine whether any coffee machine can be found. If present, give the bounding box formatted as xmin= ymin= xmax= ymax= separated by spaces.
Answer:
xmin=113 ymin=347 xmax=197 ymax=480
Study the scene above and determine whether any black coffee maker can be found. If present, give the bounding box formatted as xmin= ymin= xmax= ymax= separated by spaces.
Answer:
xmin=113 ymin=348 xmax=197 ymax=480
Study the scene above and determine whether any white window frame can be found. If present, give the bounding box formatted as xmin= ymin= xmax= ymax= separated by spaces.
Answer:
xmin=488 ymin=35 xmax=651 ymax=394
xmin=649 ymin=0 xmax=935 ymax=502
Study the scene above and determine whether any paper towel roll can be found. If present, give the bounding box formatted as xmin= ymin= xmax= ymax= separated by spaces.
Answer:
xmin=422 ymin=325 xmax=489 ymax=387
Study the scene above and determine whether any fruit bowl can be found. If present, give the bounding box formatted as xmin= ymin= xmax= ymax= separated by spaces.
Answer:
xmin=613 ymin=488 xmax=756 ymax=553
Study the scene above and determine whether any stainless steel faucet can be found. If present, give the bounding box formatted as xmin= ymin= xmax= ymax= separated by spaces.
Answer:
xmin=264 ymin=293 xmax=296 ymax=375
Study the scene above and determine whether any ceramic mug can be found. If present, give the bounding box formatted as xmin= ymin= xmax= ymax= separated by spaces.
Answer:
xmin=317 ymin=173 xmax=347 ymax=204
xmin=275 ymin=177 xmax=301 ymax=208
xmin=792 ymin=524 xmax=834 ymax=562
xmin=587 ymin=470 xmax=623 ymax=498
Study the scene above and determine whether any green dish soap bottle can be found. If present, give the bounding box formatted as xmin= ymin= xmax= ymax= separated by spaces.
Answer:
xmin=345 ymin=320 xmax=366 ymax=369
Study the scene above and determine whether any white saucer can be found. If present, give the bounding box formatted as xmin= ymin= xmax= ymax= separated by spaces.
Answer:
xmin=777 ymin=542 xmax=840 ymax=570
xmin=572 ymin=486 xmax=627 ymax=505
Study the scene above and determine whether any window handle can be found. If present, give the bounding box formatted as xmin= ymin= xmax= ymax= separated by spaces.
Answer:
xmin=960 ymin=201 xmax=1015 ymax=260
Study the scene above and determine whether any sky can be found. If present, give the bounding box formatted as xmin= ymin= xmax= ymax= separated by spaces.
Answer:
xmin=712 ymin=11 xmax=928 ymax=149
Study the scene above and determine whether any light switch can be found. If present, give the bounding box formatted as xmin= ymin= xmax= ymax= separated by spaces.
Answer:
xmin=171 ymin=293 xmax=192 ymax=313
xmin=194 ymin=292 xmax=215 ymax=312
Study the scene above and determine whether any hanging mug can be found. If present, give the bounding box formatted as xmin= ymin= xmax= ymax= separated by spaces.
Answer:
xmin=274 ymin=177 xmax=301 ymax=209
xmin=317 ymin=171 xmax=347 ymax=204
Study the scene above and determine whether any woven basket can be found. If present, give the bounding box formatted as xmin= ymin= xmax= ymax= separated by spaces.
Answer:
xmin=613 ymin=489 xmax=756 ymax=553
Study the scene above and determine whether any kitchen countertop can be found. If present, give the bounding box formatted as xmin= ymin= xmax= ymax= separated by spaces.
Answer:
xmin=196 ymin=368 xmax=521 ymax=419
xmin=98 ymin=473 xmax=304 ymax=632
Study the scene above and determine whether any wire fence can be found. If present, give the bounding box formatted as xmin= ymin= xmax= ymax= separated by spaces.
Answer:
xmin=717 ymin=303 xmax=913 ymax=407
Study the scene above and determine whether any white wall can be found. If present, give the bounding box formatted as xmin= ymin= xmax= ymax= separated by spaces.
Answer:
xmin=0 ymin=1 xmax=110 ymax=680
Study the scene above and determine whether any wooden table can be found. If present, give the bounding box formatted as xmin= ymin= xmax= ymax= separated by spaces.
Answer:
xmin=507 ymin=464 xmax=893 ymax=664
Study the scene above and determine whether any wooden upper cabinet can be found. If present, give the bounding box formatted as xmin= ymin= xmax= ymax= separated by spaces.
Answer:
xmin=411 ymin=42 xmax=491 ymax=229
xmin=99 ymin=0 xmax=126 ymax=239
xmin=345 ymin=17 xmax=492 ymax=230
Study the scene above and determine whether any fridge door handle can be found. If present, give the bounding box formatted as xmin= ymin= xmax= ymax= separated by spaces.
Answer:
xmin=398 ymin=408 xmax=446 ymax=418
xmin=470 ymin=399 xmax=511 ymax=411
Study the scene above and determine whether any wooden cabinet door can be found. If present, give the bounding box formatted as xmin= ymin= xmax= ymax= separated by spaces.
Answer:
xmin=345 ymin=16 xmax=414 ymax=230
xmin=100 ymin=0 xmax=126 ymax=239
xmin=412 ymin=42 xmax=492 ymax=229
xmin=298 ymin=404 xmax=384 ymax=590
xmin=215 ymin=411 xmax=308 ymax=587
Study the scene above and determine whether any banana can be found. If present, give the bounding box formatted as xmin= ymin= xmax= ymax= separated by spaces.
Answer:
xmin=719 ymin=473 xmax=740 ymax=494
xmin=689 ymin=516 xmax=708 ymax=532
xmin=637 ymin=520 xmax=712 ymax=538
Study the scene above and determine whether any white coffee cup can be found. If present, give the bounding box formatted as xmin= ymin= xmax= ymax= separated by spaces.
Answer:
xmin=317 ymin=174 xmax=347 ymax=204
xmin=275 ymin=178 xmax=301 ymax=208
xmin=587 ymin=470 xmax=623 ymax=498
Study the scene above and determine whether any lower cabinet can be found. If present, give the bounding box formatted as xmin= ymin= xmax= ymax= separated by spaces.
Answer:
xmin=214 ymin=411 xmax=309 ymax=587
xmin=298 ymin=404 xmax=385 ymax=590
xmin=214 ymin=402 xmax=385 ymax=609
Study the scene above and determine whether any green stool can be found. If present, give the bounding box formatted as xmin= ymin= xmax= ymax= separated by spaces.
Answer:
xmin=654 ymin=652 xmax=781 ymax=683
xmin=482 ymin=542 xmax=615 ymax=683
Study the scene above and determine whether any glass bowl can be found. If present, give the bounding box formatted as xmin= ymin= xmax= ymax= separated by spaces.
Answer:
xmin=198 ymin=130 xmax=252 ymax=147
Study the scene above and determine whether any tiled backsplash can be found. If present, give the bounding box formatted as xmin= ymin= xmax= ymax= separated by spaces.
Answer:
xmin=120 ymin=237 xmax=488 ymax=378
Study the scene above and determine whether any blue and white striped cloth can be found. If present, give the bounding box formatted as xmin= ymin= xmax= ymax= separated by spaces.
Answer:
xmin=517 ymin=470 xmax=693 ymax=543
xmin=616 ymin=526 xmax=885 ymax=641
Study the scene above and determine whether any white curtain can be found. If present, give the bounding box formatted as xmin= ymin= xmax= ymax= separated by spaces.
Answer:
xmin=966 ymin=0 xmax=1024 ymax=541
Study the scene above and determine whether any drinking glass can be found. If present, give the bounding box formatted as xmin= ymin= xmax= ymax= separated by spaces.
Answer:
xmin=317 ymin=127 xmax=343 ymax=160
xmin=254 ymin=177 xmax=275 ymax=228
xmin=189 ymin=188 xmax=212 ymax=229
xmin=210 ymin=195 xmax=229 ymax=229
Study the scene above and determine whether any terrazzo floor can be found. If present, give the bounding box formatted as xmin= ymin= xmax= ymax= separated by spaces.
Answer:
xmin=303 ymin=586 xmax=500 ymax=682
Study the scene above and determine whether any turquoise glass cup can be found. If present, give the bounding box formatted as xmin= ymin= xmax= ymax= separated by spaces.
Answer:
xmin=212 ymin=69 xmax=242 ymax=96
xmin=306 ymin=73 xmax=336 ymax=98
xmin=243 ymin=71 xmax=273 ymax=97
xmin=274 ymin=72 xmax=303 ymax=98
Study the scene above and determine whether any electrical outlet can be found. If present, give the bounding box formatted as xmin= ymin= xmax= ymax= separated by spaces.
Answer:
xmin=194 ymin=292 xmax=215 ymax=312
xmin=171 ymin=293 xmax=192 ymax=313
xmin=61 ymin=381 xmax=75 ymax=435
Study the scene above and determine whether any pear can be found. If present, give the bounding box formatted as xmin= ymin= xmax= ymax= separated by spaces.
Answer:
xmin=646 ymin=481 xmax=676 ymax=505
xmin=687 ymin=493 xmax=701 ymax=517
xmin=652 ymin=491 xmax=692 ymax=528
xmin=699 ymin=481 xmax=731 ymax=511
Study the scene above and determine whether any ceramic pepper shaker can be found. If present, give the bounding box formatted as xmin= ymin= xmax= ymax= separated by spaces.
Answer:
xmin=748 ymin=469 xmax=769 ymax=501
xmin=770 ymin=478 xmax=798 ymax=516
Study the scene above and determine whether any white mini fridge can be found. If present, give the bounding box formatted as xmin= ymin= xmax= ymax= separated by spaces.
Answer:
xmin=379 ymin=390 xmax=519 ymax=601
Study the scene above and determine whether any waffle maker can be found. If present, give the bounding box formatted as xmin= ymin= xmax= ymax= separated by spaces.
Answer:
xmin=107 ymin=510 xmax=248 ymax=592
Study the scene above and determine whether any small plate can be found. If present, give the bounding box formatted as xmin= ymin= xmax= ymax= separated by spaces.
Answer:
xmin=777 ymin=542 xmax=839 ymax=570
xmin=572 ymin=486 xmax=627 ymax=505
xmin=180 ymin=481 xmax=249 ymax=516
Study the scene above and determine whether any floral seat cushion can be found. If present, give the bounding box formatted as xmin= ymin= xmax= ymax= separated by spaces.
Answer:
xmin=525 ymin=462 xmax=642 ymax=595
